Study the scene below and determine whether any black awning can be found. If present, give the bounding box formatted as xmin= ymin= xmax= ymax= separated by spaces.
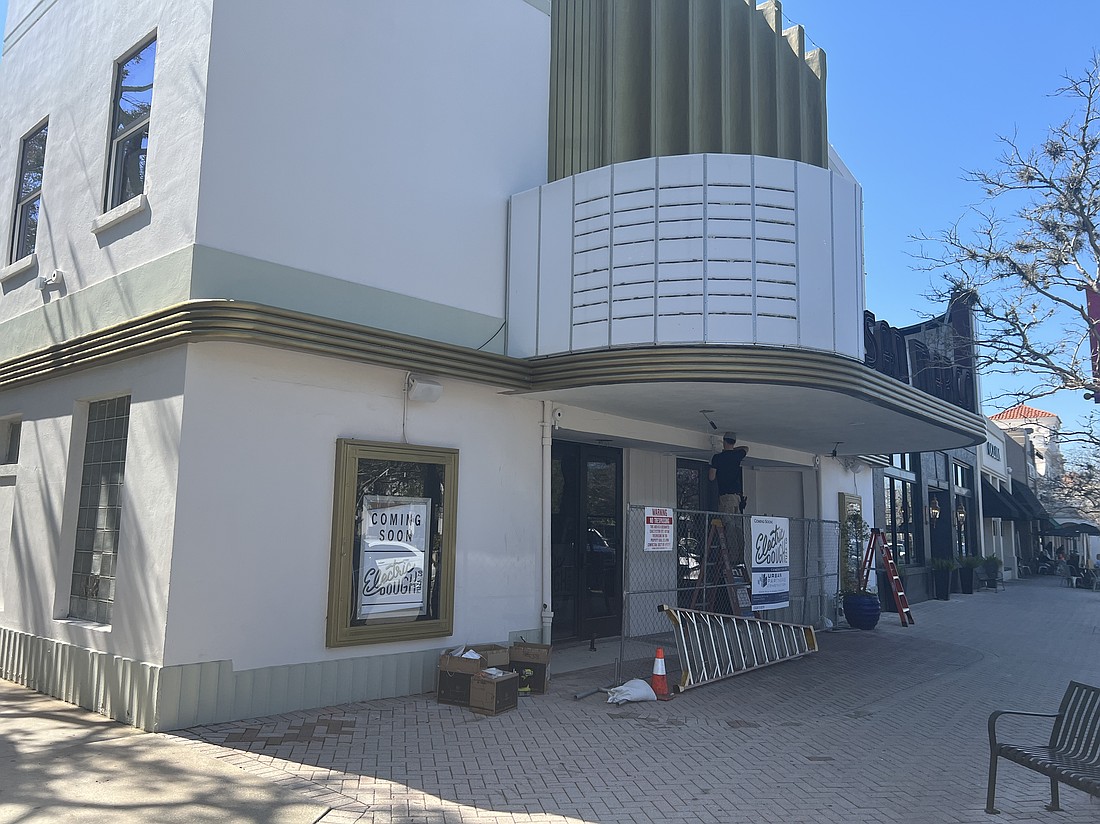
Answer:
xmin=1009 ymin=482 xmax=1049 ymax=520
xmin=981 ymin=479 xmax=1025 ymax=519
xmin=1049 ymin=521 xmax=1100 ymax=537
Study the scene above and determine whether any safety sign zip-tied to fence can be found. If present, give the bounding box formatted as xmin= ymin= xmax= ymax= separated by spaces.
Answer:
xmin=658 ymin=604 xmax=818 ymax=692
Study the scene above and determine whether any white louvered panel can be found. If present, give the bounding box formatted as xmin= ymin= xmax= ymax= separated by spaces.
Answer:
xmin=612 ymin=281 xmax=655 ymax=302
xmin=659 ymin=294 xmax=705 ymax=315
xmin=611 ymin=261 xmax=656 ymax=285
xmin=707 ymin=236 xmax=754 ymax=262
xmin=659 ymin=185 xmax=705 ymax=207
xmin=574 ymin=226 xmax=610 ymax=252
xmin=656 ymin=264 xmax=704 ymax=289
xmin=612 ymin=240 xmax=655 ymax=268
xmin=754 ymin=187 xmax=797 ymax=210
xmin=707 ymin=294 xmax=754 ymax=314
xmin=707 ymin=313 xmax=754 ymax=342
xmin=573 ymin=271 xmax=611 ymax=293
xmin=756 ymin=278 xmax=798 ymax=301
xmin=754 ymin=203 xmax=795 ymax=225
xmin=573 ymin=321 xmax=609 ymax=350
xmin=755 ymin=239 xmax=798 ymax=266
xmin=658 ymin=237 xmax=703 ymax=265
xmin=658 ymin=314 xmax=704 ymax=343
xmin=659 ymin=202 xmax=705 ymax=222
xmin=612 ymin=296 xmax=655 ymax=320
xmin=705 ymin=266 xmax=753 ymax=288
xmin=756 ymin=294 xmax=798 ymax=317
xmin=658 ymin=220 xmax=704 ymax=242
xmin=754 ymin=218 xmax=797 ymax=243
xmin=611 ymin=190 xmax=651 ymax=215
xmin=574 ymin=244 xmax=609 ymax=273
xmin=614 ymin=222 xmax=655 ymax=244
xmin=573 ymin=301 xmax=610 ymax=324
xmin=574 ymin=197 xmax=611 ymax=221
xmin=612 ymin=316 xmax=655 ymax=345
xmin=757 ymin=313 xmax=799 ymax=345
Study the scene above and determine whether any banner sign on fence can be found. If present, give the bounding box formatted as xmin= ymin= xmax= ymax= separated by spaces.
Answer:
xmin=750 ymin=516 xmax=790 ymax=611
xmin=643 ymin=506 xmax=674 ymax=551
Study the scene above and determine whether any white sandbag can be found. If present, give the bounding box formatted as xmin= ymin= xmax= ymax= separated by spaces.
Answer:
xmin=605 ymin=678 xmax=657 ymax=705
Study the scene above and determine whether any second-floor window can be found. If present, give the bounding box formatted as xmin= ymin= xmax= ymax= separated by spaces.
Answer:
xmin=107 ymin=38 xmax=156 ymax=210
xmin=12 ymin=121 xmax=47 ymax=262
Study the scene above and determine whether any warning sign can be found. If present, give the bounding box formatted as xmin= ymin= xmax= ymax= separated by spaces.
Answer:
xmin=643 ymin=507 xmax=674 ymax=552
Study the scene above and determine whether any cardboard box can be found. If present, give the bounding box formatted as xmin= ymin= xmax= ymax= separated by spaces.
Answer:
xmin=508 ymin=642 xmax=552 ymax=694
xmin=469 ymin=670 xmax=519 ymax=716
xmin=436 ymin=651 xmax=487 ymax=706
xmin=467 ymin=643 xmax=510 ymax=668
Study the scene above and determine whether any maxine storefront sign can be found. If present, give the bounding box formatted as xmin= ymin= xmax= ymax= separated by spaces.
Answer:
xmin=359 ymin=496 xmax=430 ymax=620
xmin=750 ymin=516 xmax=790 ymax=611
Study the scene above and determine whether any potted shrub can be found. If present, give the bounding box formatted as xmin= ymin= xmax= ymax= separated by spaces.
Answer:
xmin=959 ymin=555 xmax=983 ymax=594
xmin=839 ymin=513 xmax=880 ymax=630
xmin=931 ymin=556 xmax=958 ymax=600
xmin=980 ymin=554 xmax=1004 ymax=589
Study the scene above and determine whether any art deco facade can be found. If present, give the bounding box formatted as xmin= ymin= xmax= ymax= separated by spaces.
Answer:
xmin=0 ymin=0 xmax=985 ymax=729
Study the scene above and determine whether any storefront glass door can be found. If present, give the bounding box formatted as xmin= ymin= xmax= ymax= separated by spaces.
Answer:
xmin=550 ymin=442 xmax=622 ymax=642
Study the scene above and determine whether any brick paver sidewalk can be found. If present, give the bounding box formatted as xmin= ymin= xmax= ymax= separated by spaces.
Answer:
xmin=179 ymin=576 xmax=1100 ymax=823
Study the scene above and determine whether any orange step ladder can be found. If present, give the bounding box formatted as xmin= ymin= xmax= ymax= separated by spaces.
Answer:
xmin=859 ymin=529 xmax=914 ymax=627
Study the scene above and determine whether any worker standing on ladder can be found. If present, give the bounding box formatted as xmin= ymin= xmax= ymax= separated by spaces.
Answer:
xmin=709 ymin=432 xmax=749 ymax=563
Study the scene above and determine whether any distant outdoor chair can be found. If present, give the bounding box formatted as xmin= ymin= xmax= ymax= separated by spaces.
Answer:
xmin=1056 ymin=562 xmax=1081 ymax=589
xmin=1015 ymin=556 xmax=1032 ymax=577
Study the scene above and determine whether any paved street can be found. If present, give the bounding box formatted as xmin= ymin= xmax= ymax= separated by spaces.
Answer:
xmin=4 ymin=574 xmax=1100 ymax=823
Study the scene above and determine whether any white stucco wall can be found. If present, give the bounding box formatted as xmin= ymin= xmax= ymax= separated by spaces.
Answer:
xmin=0 ymin=348 xmax=184 ymax=665
xmin=162 ymin=343 xmax=545 ymax=670
xmin=194 ymin=0 xmax=549 ymax=322
xmin=0 ymin=0 xmax=211 ymax=324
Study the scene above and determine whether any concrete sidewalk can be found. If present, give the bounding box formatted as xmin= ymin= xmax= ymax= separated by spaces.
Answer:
xmin=4 ymin=575 xmax=1100 ymax=823
xmin=0 ymin=682 xmax=329 ymax=823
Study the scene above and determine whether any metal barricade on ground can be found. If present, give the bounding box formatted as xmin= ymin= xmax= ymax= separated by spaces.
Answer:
xmin=615 ymin=506 xmax=839 ymax=685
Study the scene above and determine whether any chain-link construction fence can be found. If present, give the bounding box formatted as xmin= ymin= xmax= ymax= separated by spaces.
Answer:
xmin=615 ymin=506 xmax=840 ymax=685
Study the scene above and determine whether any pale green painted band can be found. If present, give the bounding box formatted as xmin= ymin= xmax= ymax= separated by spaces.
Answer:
xmin=0 ymin=245 xmax=196 ymax=364
xmin=0 ymin=244 xmax=508 ymax=365
xmin=189 ymin=245 xmax=507 ymax=354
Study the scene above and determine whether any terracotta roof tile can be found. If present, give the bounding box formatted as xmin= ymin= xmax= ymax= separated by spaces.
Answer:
xmin=990 ymin=403 xmax=1058 ymax=421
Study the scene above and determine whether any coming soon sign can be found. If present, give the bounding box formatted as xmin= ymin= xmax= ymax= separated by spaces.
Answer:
xmin=750 ymin=516 xmax=790 ymax=611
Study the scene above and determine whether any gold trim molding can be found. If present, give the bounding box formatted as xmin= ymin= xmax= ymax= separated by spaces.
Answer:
xmin=0 ymin=299 xmax=985 ymax=445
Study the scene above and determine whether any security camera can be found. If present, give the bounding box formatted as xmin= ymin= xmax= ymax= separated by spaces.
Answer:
xmin=553 ymin=408 xmax=564 ymax=420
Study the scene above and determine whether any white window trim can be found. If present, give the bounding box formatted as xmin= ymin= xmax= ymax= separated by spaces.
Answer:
xmin=0 ymin=252 xmax=36 ymax=283
xmin=91 ymin=193 xmax=147 ymax=235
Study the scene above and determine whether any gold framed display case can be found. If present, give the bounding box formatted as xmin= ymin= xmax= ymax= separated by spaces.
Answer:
xmin=327 ymin=439 xmax=458 ymax=647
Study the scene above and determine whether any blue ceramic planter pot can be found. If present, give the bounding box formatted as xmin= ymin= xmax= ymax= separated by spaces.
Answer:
xmin=843 ymin=593 xmax=881 ymax=630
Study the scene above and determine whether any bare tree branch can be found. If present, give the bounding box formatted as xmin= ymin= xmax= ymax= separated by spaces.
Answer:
xmin=914 ymin=53 xmax=1100 ymax=451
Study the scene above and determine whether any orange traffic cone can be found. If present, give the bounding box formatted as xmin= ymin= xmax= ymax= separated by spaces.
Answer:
xmin=650 ymin=647 xmax=673 ymax=700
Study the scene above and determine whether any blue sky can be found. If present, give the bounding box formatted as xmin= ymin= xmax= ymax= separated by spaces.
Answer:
xmin=787 ymin=1 xmax=1100 ymax=430
xmin=2 ymin=0 xmax=1098 ymax=430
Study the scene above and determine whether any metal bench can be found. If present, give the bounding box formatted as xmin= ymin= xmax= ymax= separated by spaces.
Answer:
xmin=986 ymin=680 xmax=1100 ymax=814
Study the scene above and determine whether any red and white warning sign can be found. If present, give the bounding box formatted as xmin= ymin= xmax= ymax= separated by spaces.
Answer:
xmin=643 ymin=506 xmax=674 ymax=552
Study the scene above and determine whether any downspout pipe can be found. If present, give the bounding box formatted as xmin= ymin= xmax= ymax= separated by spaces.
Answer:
xmin=540 ymin=401 xmax=554 ymax=644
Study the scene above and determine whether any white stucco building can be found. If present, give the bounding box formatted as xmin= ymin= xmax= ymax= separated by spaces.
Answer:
xmin=0 ymin=0 xmax=986 ymax=729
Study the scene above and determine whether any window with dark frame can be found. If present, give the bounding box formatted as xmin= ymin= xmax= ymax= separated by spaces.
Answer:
xmin=11 ymin=122 xmax=47 ymax=262
xmin=1 ymin=419 xmax=20 ymax=465
xmin=107 ymin=38 xmax=156 ymax=210
xmin=883 ymin=475 xmax=920 ymax=566
xmin=69 ymin=396 xmax=131 ymax=624
xmin=889 ymin=453 xmax=913 ymax=473
xmin=327 ymin=440 xmax=457 ymax=647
